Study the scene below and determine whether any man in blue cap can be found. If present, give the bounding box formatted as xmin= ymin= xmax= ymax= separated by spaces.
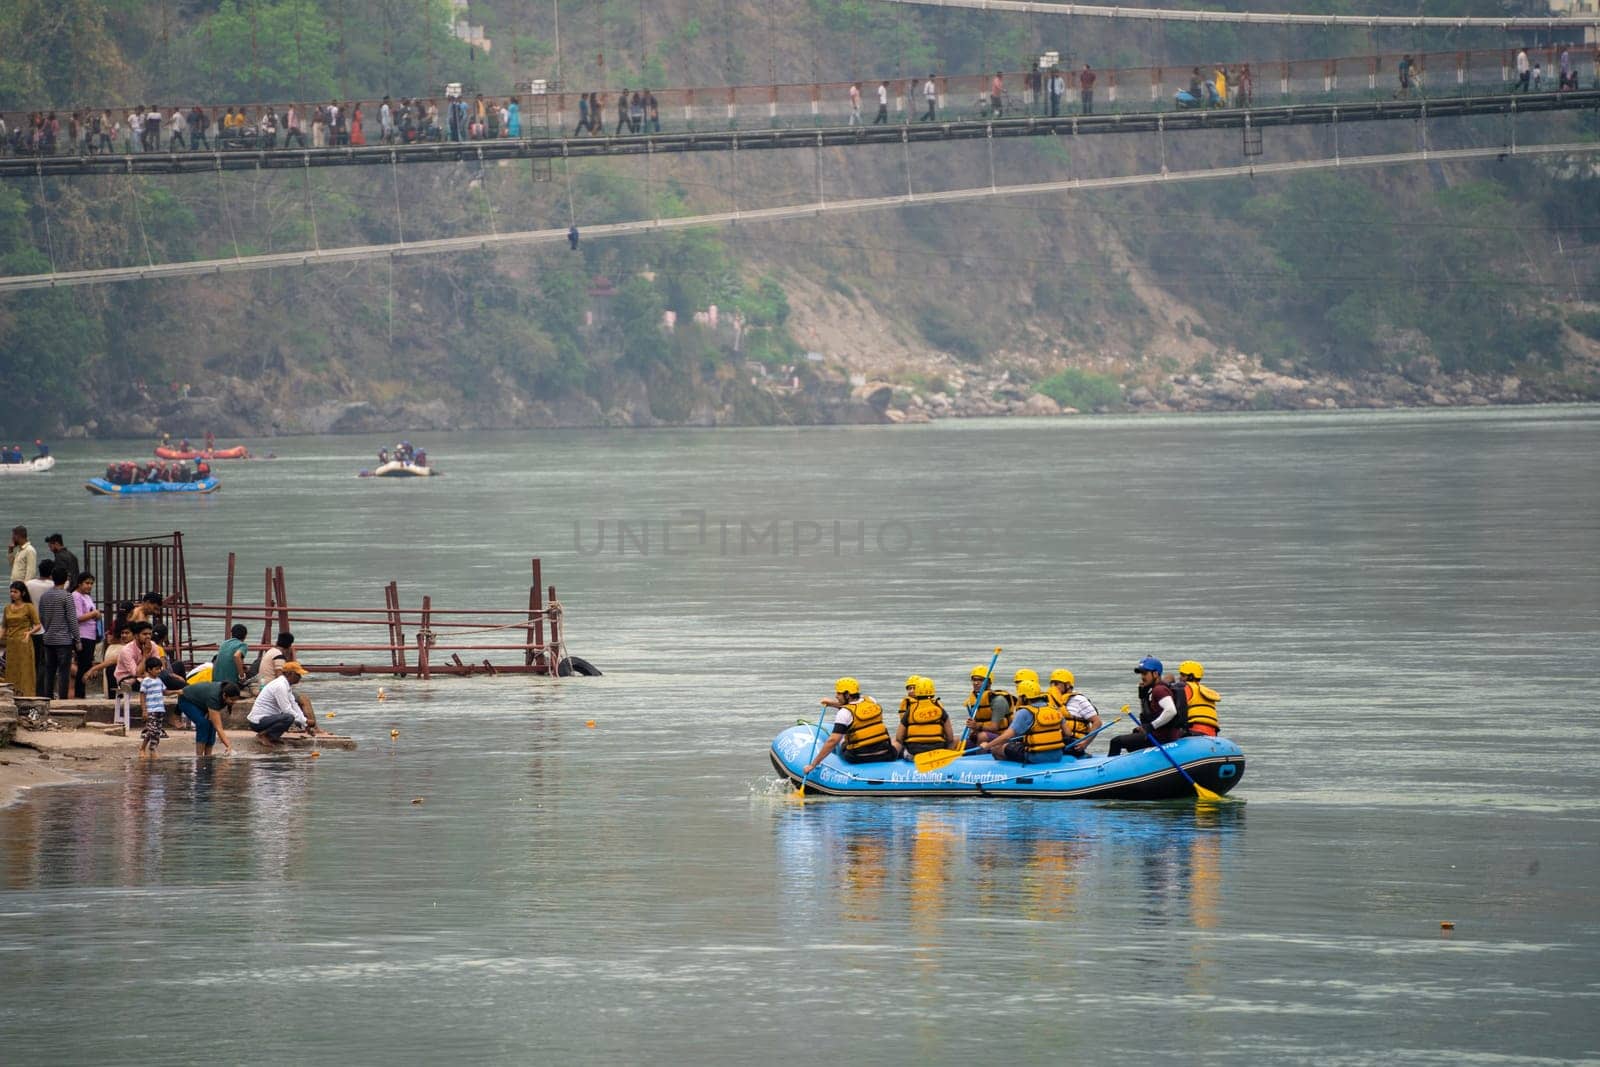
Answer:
xmin=1107 ymin=656 xmax=1188 ymax=756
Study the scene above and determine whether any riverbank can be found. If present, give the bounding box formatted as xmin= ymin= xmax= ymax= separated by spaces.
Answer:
xmin=0 ymin=685 xmax=357 ymax=809
xmin=49 ymin=338 xmax=1598 ymax=439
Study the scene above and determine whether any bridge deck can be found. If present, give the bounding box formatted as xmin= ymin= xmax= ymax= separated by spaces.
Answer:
xmin=3 ymin=91 xmax=1594 ymax=178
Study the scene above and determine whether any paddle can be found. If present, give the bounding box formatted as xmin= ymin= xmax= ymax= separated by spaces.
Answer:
xmin=795 ymin=704 xmax=830 ymax=800
xmin=913 ymin=646 xmax=1002 ymax=773
xmin=1130 ymin=706 xmax=1227 ymax=803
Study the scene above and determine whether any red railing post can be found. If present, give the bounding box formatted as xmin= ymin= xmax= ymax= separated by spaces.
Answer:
xmin=260 ymin=567 xmax=274 ymax=647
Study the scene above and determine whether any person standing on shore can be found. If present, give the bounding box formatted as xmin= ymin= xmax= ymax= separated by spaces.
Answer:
xmin=70 ymin=572 xmax=101 ymax=699
xmin=37 ymin=565 xmax=77 ymax=699
xmin=138 ymin=657 xmax=168 ymax=755
xmin=1079 ymin=64 xmax=1097 ymax=115
xmin=9 ymin=526 xmax=35 ymax=583
xmin=44 ymin=534 xmax=78 ymax=586
xmin=4 ymin=582 xmax=39 ymax=695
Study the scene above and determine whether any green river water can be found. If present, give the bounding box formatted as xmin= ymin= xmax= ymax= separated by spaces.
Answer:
xmin=1 ymin=407 xmax=1598 ymax=1064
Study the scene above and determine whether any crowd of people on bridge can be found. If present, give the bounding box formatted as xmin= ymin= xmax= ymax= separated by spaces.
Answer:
xmin=2 ymin=46 xmax=1597 ymax=157
xmin=570 ymin=89 xmax=661 ymax=136
xmin=0 ymin=94 xmax=525 ymax=156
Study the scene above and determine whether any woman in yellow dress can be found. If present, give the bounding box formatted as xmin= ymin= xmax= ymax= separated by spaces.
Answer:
xmin=5 ymin=581 xmax=40 ymax=694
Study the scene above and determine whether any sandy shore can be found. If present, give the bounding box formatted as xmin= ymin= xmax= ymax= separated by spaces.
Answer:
xmin=0 ymin=724 xmax=356 ymax=809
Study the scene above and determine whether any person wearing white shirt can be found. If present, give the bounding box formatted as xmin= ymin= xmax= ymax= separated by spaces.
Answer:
xmin=247 ymin=661 xmax=322 ymax=745
xmin=1046 ymin=669 xmax=1103 ymax=756
xmin=873 ymin=81 xmax=889 ymax=124
xmin=921 ymin=75 xmax=937 ymax=121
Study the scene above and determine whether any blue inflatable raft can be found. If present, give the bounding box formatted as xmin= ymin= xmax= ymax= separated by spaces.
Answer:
xmin=85 ymin=476 xmax=220 ymax=496
xmin=769 ymin=724 xmax=1245 ymax=800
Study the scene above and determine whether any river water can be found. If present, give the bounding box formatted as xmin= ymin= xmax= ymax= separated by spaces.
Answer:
xmin=2 ymin=407 xmax=1598 ymax=1063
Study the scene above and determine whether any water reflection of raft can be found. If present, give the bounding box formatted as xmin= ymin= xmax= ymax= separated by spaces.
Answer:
xmin=155 ymin=445 xmax=250 ymax=460
xmin=0 ymin=456 xmax=55 ymax=475
xmin=769 ymin=724 xmax=1245 ymax=800
xmin=85 ymin=476 xmax=221 ymax=495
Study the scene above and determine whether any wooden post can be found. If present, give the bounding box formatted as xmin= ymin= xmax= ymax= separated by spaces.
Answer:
xmin=384 ymin=583 xmax=398 ymax=672
xmin=547 ymin=584 xmax=561 ymax=673
xmin=418 ymin=594 xmax=432 ymax=680
xmin=273 ymin=566 xmax=290 ymax=633
xmin=260 ymin=567 xmax=274 ymax=647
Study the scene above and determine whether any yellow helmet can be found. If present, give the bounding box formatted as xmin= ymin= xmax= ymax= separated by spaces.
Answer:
xmin=835 ymin=676 xmax=860 ymax=695
xmin=1049 ymin=668 xmax=1075 ymax=687
xmin=913 ymin=677 xmax=937 ymax=697
xmin=1178 ymin=660 xmax=1204 ymax=679
xmin=970 ymin=665 xmax=990 ymax=680
xmin=904 ymin=674 xmax=922 ymax=689
xmin=1013 ymin=668 xmax=1039 ymax=686
xmin=1016 ymin=678 xmax=1043 ymax=699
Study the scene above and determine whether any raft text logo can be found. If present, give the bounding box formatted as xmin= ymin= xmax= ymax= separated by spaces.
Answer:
xmin=570 ymin=510 xmax=1007 ymax=557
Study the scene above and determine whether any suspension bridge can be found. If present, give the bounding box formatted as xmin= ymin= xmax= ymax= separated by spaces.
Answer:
xmin=1 ymin=88 xmax=1594 ymax=178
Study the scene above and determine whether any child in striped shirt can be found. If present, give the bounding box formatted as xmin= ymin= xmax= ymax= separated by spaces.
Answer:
xmin=138 ymin=656 xmax=168 ymax=755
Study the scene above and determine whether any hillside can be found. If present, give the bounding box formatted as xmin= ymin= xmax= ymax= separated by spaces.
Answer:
xmin=1 ymin=0 xmax=1598 ymax=438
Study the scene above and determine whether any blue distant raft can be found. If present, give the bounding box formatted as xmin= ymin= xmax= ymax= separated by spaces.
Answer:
xmin=770 ymin=724 xmax=1245 ymax=800
xmin=85 ymin=476 xmax=220 ymax=496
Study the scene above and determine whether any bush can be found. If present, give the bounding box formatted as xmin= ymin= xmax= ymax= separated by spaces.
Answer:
xmin=916 ymin=304 xmax=992 ymax=363
xmin=1034 ymin=368 xmax=1122 ymax=411
xmin=1567 ymin=310 xmax=1600 ymax=343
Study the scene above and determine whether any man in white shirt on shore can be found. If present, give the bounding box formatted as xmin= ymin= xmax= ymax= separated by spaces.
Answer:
xmin=247 ymin=661 xmax=326 ymax=745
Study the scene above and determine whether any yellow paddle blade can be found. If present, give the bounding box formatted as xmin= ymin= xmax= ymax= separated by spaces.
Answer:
xmin=1193 ymin=782 xmax=1227 ymax=803
xmin=914 ymin=747 xmax=966 ymax=773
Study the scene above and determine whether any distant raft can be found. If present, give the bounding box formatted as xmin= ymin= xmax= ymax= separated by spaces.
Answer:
xmin=86 ymin=476 xmax=220 ymax=495
xmin=0 ymin=455 xmax=55 ymax=475
xmin=155 ymin=445 xmax=250 ymax=460
xmin=363 ymin=460 xmax=440 ymax=478
xmin=769 ymin=723 xmax=1245 ymax=800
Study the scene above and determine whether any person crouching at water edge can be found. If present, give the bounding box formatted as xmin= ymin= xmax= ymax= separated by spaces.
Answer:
xmin=802 ymin=677 xmax=898 ymax=774
xmin=1108 ymin=656 xmax=1186 ymax=756
xmin=896 ymin=676 xmax=954 ymax=757
xmin=246 ymin=661 xmax=327 ymax=747
xmin=176 ymin=679 xmax=240 ymax=756
xmin=138 ymin=656 xmax=168 ymax=757
xmin=974 ymin=679 xmax=1069 ymax=762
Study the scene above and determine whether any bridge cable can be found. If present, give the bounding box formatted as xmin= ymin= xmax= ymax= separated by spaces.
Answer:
xmin=126 ymin=168 xmax=155 ymax=268
xmin=390 ymin=152 xmax=406 ymax=245
xmin=34 ymin=166 xmax=57 ymax=275
xmin=302 ymin=160 xmax=320 ymax=252
xmin=217 ymin=163 xmax=243 ymax=261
